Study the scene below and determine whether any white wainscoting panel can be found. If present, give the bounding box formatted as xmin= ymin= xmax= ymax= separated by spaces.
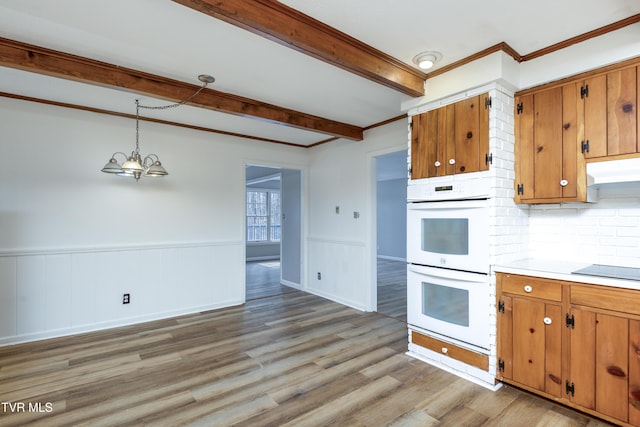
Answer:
xmin=307 ymin=238 xmax=368 ymax=311
xmin=0 ymin=257 xmax=17 ymax=339
xmin=0 ymin=242 xmax=244 ymax=345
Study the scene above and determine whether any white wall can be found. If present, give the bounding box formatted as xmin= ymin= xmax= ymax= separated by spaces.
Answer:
xmin=377 ymin=178 xmax=406 ymax=260
xmin=0 ymin=97 xmax=307 ymax=344
xmin=306 ymin=120 xmax=408 ymax=311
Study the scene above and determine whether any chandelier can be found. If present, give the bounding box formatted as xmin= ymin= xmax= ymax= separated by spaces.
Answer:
xmin=101 ymin=74 xmax=215 ymax=181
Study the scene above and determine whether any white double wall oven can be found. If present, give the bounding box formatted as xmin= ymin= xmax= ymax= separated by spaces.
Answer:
xmin=407 ymin=176 xmax=491 ymax=352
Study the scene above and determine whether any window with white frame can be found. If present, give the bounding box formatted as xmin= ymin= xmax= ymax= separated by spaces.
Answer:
xmin=246 ymin=190 xmax=281 ymax=242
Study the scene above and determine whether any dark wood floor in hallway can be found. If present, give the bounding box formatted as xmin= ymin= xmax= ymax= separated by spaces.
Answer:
xmin=0 ymin=283 xmax=612 ymax=426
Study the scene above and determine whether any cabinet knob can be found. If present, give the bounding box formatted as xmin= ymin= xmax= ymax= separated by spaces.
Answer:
xmin=434 ymin=161 xmax=441 ymax=167
xmin=524 ymin=285 xmax=533 ymax=293
xmin=449 ymin=159 xmax=456 ymax=165
xmin=441 ymin=347 xmax=448 ymax=354
xmin=560 ymin=179 xmax=569 ymax=187
xmin=544 ymin=317 xmax=552 ymax=325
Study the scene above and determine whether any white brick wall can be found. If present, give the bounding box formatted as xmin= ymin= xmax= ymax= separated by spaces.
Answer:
xmin=528 ymin=184 xmax=640 ymax=268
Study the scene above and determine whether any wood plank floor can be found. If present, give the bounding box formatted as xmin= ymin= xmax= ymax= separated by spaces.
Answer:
xmin=0 ymin=288 xmax=612 ymax=426
xmin=246 ymin=261 xmax=296 ymax=301
xmin=376 ymin=258 xmax=407 ymax=322
xmin=246 ymin=259 xmax=407 ymax=322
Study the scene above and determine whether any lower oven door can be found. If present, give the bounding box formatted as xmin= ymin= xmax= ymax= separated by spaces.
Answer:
xmin=407 ymin=263 xmax=489 ymax=351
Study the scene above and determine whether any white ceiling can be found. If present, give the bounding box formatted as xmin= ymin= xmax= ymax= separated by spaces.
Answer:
xmin=1 ymin=0 xmax=639 ymax=147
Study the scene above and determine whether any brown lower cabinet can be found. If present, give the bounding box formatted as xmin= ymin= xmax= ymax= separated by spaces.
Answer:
xmin=497 ymin=273 xmax=640 ymax=426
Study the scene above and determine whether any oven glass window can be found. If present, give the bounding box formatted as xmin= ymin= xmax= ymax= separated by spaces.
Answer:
xmin=422 ymin=282 xmax=469 ymax=327
xmin=421 ymin=218 xmax=468 ymax=255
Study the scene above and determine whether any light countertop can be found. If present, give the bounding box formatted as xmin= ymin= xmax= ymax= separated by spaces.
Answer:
xmin=494 ymin=259 xmax=640 ymax=291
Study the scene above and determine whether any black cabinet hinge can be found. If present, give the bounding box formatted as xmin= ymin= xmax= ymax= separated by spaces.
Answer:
xmin=516 ymin=102 xmax=524 ymax=115
xmin=485 ymin=152 xmax=493 ymax=166
xmin=498 ymin=300 xmax=505 ymax=313
xmin=498 ymin=358 xmax=505 ymax=372
xmin=580 ymin=85 xmax=589 ymax=99
xmin=565 ymin=380 xmax=575 ymax=397
xmin=485 ymin=96 xmax=492 ymax=109
xmin=566 ymin=313 xmax=575 ymax=329
xmin=516 ymin=184 xmax=524 ymax=195
xmin=408 ymin=167 xmax=412 ymax=177
xmin=581 ymin=140 xmax=590 ymax=154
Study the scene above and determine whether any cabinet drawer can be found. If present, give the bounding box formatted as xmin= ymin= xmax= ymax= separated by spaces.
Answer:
xmin=501 ymin=274 xmax=563 ymax=302
xmin=571 ymin=285 xmax=640 ymax=316
xmin=410 ymin=330 xmax=489 ymax=371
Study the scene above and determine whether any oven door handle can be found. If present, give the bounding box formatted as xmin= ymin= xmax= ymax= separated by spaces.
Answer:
xmin=407 ymin=263 xmax=488 ymax=283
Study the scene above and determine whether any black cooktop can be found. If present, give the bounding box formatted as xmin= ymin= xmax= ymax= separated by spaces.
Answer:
xmin=572 ymin=264 xmax=640 ymax=281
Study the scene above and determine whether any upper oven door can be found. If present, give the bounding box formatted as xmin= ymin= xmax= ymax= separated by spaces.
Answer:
xmin=407 ymin=198 xmax=489 ymax=274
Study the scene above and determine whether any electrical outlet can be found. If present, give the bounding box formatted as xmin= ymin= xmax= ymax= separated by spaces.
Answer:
xmin=317 ymin=272 xmax=321 ymax=280
xmin=123 ymin=293 xmax=130 ymax=304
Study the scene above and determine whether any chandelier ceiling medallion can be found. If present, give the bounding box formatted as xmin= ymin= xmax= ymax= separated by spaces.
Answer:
xmin=101 ymin=74 xmax=215 ymax=181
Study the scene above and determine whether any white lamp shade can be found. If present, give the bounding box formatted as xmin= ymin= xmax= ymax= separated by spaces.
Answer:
xmin=145 ymin=161 xmax=168 ymax=177
xmin=101 ymin=158 xmax=123 ymax=174
xmin=122 ymin=154 xmax=144 ymax=173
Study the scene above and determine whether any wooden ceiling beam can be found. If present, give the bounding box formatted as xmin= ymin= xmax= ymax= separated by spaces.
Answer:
xmin=172 ymin=0 xmax=427 ymax=97
xmin=0 ymin=37 xmax=364 ymax=141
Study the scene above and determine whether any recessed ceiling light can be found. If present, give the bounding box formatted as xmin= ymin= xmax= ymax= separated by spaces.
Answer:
xmin=412 ymin=51 xmax=443 ymax=70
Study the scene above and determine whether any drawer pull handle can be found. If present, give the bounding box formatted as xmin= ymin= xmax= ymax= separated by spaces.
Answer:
xmin=560 ymin=179 xmax=569 ymax=187
xmin=441 ymin=347 xmax=448 ymax=354
xmin=434 ymin=161 xmax=441 ymax=167
xmin=449 ymin=159 xmax=456 ymax=165
xmin=524 ymin=285 xmax=533 ymax=293
xmin=544 ymin=317 xmax=552 ymax=325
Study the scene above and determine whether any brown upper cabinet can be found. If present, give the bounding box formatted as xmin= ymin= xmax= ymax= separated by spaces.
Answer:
xmin=411 ymin=93 xmax=490 ymax=179
xmin=514 ymin=57 xmax=640 ymax=204
xmin=514 ymin=85 xmax=585 ymax=203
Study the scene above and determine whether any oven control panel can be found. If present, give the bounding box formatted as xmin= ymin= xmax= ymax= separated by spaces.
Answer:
xmin=407 ymin=176 xmax=491 ymax=201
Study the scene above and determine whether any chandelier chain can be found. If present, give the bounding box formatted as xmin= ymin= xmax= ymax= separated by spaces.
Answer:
xmin=133 ymin=79 xmax=210 ymax=153
xmin=136 ymin=81 xmax=209 ymax=111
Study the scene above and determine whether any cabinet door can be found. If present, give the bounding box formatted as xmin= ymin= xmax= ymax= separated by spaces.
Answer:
xmin=454 ymin=95 xmax=489 ymax=174
xmin=497 ymin=295 xmax=513 ymax=380
xmin=607 ymin=67 xmax=638 ymax=156
xmin=511 ymin=297 xmax=562 ymax=396
xmin=596 ymin=313 xmax=629 ymax=422
xmin=515 ymin=85 xmax=587 ymax=204
xmin=410 ymin=111 xmax=431 ymax=180
xmin=562 ymin=84 xmax=579 ymax=199
xmin=410 ymin=106 xmax=454 ymax=179
xmin=514 ymin=94 xmax=533 ymax=203
xmin=441 ymin=103 xmax=456 ymax=176
xmin=533 ymin=87 xmax=564 ymax=199
xmin=570 ymin=307 xmax=630 ymax=423
xmin=630 ymin=320 xmax=640 ymax=426
xmin=583 ymin=75 xmax=607 ymax=158
xmin=569 ymin=307 xmax=596 ymax=410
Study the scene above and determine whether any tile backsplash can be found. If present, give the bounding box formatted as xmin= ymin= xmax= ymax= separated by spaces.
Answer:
xmin=527 ymin=183 xmax=640 ymax=267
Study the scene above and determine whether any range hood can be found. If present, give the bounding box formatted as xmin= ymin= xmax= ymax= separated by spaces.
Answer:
xmin=586 ymin=157 xmax=640 ymax=186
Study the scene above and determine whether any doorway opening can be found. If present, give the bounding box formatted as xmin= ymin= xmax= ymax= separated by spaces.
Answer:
xmin=245 ymin=165 xmax=302 ymax=301
xmin=375 ymin=150 xmax=407 ymax=322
